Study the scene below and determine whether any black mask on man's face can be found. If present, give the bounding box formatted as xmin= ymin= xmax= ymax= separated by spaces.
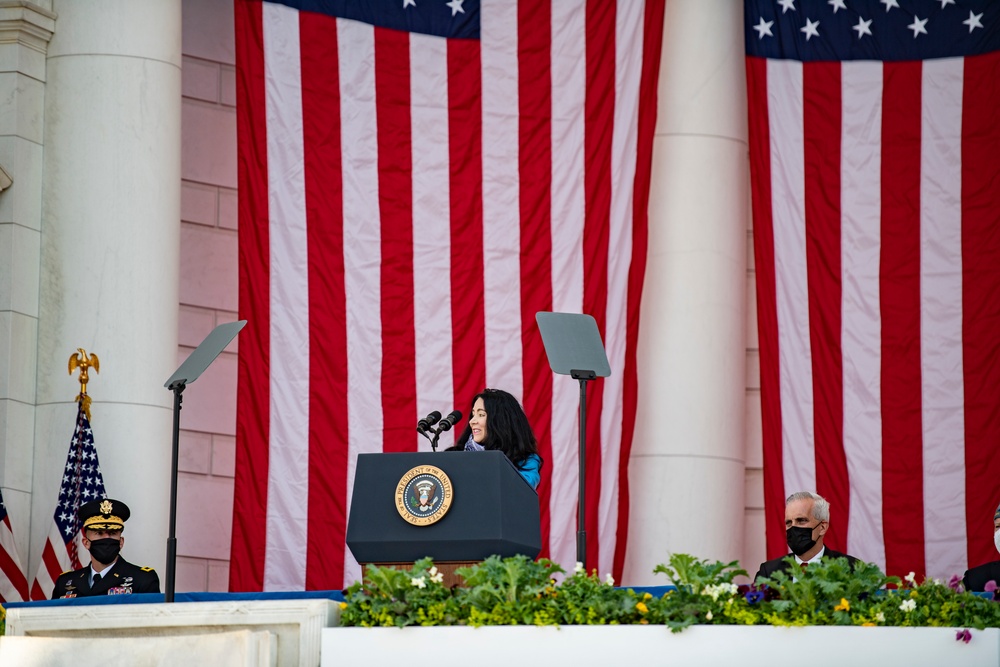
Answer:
xmin=786 ymin=525 xmax=818 ymax=556
xmin=88 ymin=537 xmax=122 ymax=565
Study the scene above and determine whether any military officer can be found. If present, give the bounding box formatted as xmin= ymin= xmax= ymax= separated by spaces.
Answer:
xmin=51 ymin=498 xmax=160 ymax=598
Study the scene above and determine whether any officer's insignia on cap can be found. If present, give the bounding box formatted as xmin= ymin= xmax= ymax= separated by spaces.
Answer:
xmin=79 ymin=498 xmax=130 ymax=531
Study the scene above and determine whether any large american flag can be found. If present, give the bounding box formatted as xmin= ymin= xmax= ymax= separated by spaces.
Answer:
xmin=30 ymin=401 xmax=108 ymax=600
xmin=747 ymin=0 xmax=1000 ymax=580
xmin=0 ymin=487 xmax=28 ymax=603
xmin=231 ymin=0 xmax=665 ymax=590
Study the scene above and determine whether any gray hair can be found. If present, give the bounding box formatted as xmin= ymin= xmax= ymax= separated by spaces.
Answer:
xmin=786 ymin=491 xmax=830 ymax=523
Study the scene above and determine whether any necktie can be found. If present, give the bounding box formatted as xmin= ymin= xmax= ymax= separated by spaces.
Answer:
xmin=93 ymin=573 xmax=102 ymax=585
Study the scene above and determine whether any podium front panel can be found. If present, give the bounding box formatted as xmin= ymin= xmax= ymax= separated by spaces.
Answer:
xmin=346 ymin=451 xmax=541 ymax=563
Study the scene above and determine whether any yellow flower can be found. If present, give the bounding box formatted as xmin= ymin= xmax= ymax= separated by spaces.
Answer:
xmin=862 ymin=622 xmax=875 ymax=627
xmin=635 ymin=602 xmax=648 ymax=614
xmin=834 ymin=598 xmax=850 ymax=612
xmin=642 ymin=592 xmax=653 ymax=601
xmin=339 ymin=602 xmax=348 ymax=610
xmin=639 ymin=618 xmax=649 ymax=625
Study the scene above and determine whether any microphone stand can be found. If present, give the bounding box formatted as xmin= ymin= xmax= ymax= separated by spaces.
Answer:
xmin=417 ymin=425 xmax=439 ymax=451
xmin=417 ymin=411 xmax=461 ymax=452
xmin=419 ymin=423 xmax=447 ymax=452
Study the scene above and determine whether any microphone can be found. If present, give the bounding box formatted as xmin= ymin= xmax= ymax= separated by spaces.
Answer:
xmin=416 ymin=411 xmax=442 ymax=435
xmin=434 ymin=410 xmax=463 ymax=434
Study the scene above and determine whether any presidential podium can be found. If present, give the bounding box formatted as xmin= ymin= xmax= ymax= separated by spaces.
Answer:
xmin=346 ymin=451 xmax=541 ymax=585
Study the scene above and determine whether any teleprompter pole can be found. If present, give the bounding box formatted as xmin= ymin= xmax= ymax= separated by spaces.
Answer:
xmin=165 ymin=381 xmax=185 ymax=602
xmin=572 ymin=369 xmax=596 ymax=567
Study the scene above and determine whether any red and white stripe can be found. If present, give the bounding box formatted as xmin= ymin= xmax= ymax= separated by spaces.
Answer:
xmin=231 ymin=0 xmax=665 ymax=590
xmin=28 ymin=526 xmax=82 ymax=601
xmin=0 ymin=510 xmax=28 ymax=603
xmin=749 ymin=50 xmax=1000 ymax=581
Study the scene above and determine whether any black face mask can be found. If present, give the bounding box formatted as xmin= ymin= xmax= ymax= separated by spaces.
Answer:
xmin=786 ymin=525 xmax=818 ymax=556
xmin=88 ymin=537 xmax=122 ymax=565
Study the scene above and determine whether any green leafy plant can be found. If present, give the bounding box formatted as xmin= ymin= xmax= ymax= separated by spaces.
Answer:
xmin=338 ymin=553 xmax=1000 ymax=635
xmin=754 ymin=556 xmax=896 ymax=626
xmin=649 ymin=553 xmax=760 ymax=631
xmin=340 ymin=557 xmax=462 ymax=627
xmin=454 ymin=555 xmax=564 ymax=625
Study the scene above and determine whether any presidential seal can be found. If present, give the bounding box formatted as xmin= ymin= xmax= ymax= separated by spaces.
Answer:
xmin=395 ymin=465 xmax=453 ymax=526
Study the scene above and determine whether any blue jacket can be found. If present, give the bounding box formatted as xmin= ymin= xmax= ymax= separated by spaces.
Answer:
xmin=516 ymin=454 xmax=542 ymax=490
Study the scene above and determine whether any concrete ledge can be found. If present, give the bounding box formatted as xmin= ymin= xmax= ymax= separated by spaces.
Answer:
xmin=6 ymin=599 xmax=338 ymax=667
xmin=323 ymin=625 xmax=1000 ymax=667
xmin=0 ymin=629 xmax=274 ymax=667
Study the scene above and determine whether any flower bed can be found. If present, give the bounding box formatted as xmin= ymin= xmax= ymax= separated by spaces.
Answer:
xmin=339 ymin=554 xmax=1000 ymax=633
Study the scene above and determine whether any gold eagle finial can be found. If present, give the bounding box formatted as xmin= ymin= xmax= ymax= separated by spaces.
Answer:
xmin=68 ymin=348 xmax=99 ymax=419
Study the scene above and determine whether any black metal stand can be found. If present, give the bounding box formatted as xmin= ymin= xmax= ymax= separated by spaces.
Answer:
xmin=165 ymin=380 xmax=185 ymax=602
xmin=572 ymin=369 xmax=596 ymax=567
xmin=161 ymin=320 xmax=246 ymax=602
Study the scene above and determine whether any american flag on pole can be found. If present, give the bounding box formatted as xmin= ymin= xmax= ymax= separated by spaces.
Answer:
xmin=746 ymin=0 xmax=1000 ymax=580
xmin=231 ymin=0 xmax=665 ymax=590
xmin=0 ymin=488 xmax=28 ymax=603
xmin=30 ymin=401 xmax=108 ymax=600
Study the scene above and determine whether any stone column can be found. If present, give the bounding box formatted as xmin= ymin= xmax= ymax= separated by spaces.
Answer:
xmin=31 ymin=0 xmax=182 ymax=577
xmin=0 ymin=1 xmax=55 ymax=566
xmin=624 ymin=0 xmax=749 ymax=583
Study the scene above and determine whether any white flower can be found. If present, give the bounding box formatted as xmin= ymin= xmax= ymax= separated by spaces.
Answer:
xmin=705 ymin=611 xmax=713 ymax=620
xmin=701 ymin=583 xmax=738 ymax=602
xmin=899 ymin=598 xmax=916 ymax=612
xmin=429 ymin=568 xmax=444 ymax=584
xmin=411 ymin=576 xmax=427 ymax=589
xmin=875 ymin=612 xmax=885 ymax=623
xmin=904 ymin=571 xmax=917 ymax=585
xmin=574 ymin=562 xmax=586 ymax=575
xmin=604 ymin=573 xmax=615 ymax=586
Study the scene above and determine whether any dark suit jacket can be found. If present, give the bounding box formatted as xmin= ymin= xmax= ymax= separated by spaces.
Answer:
xmin=963 ymin=560 xmax=1000 ymax=592
xmin=754 ymin=548 xmax=860 ymax=583
xmin=52 ymin=557 xmax=160 ymax=599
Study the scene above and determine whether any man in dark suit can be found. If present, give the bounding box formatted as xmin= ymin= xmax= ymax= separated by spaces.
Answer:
xmin=754 ymin=491 xmax=860 ymax=582
xmin=52 ymin=498 xmax=160 ymax=598
xmin=963 ymin=501 xmax=1000 ymax=592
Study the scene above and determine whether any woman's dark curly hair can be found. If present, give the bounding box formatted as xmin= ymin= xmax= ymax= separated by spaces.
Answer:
xmin=455 ymin=388 xmax=541 ymax=471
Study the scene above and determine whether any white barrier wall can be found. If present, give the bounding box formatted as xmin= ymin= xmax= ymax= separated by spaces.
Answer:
xmin=6 ymin=599 xmax=337 ymax=667
xmin=325 ymin=626 xmax=1000 ymax=667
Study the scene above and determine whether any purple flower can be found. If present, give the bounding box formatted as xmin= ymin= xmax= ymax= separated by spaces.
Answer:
xmin=956 ymin=629 xmax=972 ymax=644
xmin=948 ymin=574 xmax=963 ymax=592
xmin=744 ymin=590 xmax=765 ymax=605
xmin=985 ymin=580 xmax=997 ymax=593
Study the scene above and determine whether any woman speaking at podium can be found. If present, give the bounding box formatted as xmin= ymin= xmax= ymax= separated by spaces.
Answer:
xmin=447 ymin=388 xmax=543 ymax=490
